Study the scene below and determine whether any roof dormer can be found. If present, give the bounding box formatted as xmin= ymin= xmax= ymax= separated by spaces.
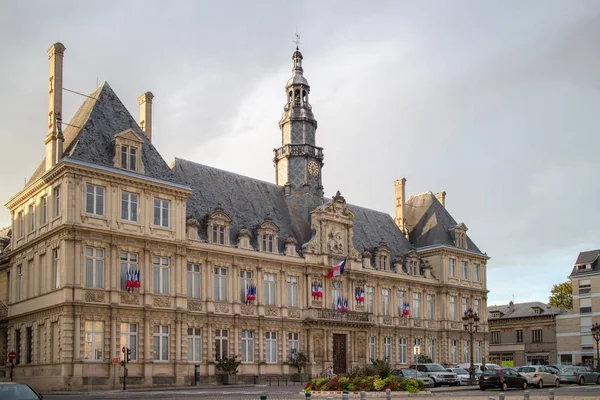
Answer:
xmin=113 ymin=129 xmax=145 ymax=173
xmin=207 ymin=204 xmax=231 ymax=246
xmin=237 ymin=227 xmax=252 ymax=250
xmin=186 ymin=216 xmax=201 ymax=240
xmin=257 ymin=215 xmax=279 ymax=253
xmin=453 ymin=222 xmax=468 ymax=249
xmin=375 ymin=239 xmax=391 ymax=271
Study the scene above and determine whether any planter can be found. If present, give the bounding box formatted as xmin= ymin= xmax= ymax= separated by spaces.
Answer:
xmin=221 ymin=374 xmax=238 ymax=385
xmin=292 ymin=373 xmax=309 ymax=382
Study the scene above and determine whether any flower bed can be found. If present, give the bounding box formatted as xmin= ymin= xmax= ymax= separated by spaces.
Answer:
xmin=304 ymin=376 xmax=424 ymax=394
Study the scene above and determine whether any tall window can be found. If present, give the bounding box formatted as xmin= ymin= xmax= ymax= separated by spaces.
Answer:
xmin=153 ymin=256 xmax=170 ymax=294
xmin=40 ymin=196 xmax=47 ymax=225
xmin=429 ymin=339 xmax=436 ymax=362
xmin=414 ymin=338 xmax=422 ymax=359
xmin=85 ymin=184 xmax=105 ymax=216
xmin=461 ymin=297 xmax=468 ymax=315
xmin=449 ymin=296 xmax=456 ymax=320
xmin=120 ymin=323 xmax=138 ymax=361
xmin=383 ymin=337 xmax=392 ymax=362
xmin=120 ymin=253 xmax=138 ymax=291
xmin=153 ymin=325 xmax=169 ymax=361
xmin=287 ymin=276 xmax=298 ymax=307
xmin=53 ymin=186 xmax=61 ymax=217
xmin=153 ymin=199 xmax=170 ymax=227
xmin=399 ymin=338 xmax=407 ymax=364
xmin=449 ymin=258 xmax=456 ymax=278
xmin=52 ymin=248 xmax=60 ymax=289
xmin=476 ymin=341 xmax=482 ymax=363
xmin=491 ymin=331 xmax=500 ymax=344
xmin=366 ymin=287 xmax=374 ymax=313
xmin=121 ymin=192 xmax=139 ymax=222
xmin=187 ymin=327 xmax=202 ymax=362
xmin=463 ymin=341 xmax=469 ymax=363
xmin=85 ymin=248 xmax=104 ymax=288
xmin=241 ymin=330 xmax=254 ymax=362
xmin=28 ymin=204 xmax=35 ymax=232
xmin=214 ymin=267 xmax=228 ymax=301
xmin=15 ymin=329 xmax=21 ymax=364
xmin=266 ymin=331 xmax=277 ymax=363
xmin=264 ymin=273 xmax=276 ymax=305
xmin=240 ymin=270 xmax=252 ymax=302
xmin=397 ymin=290 xmax=405 ymax=316
xmin=461 ymin=261 xmax=468 ymax=280
xmin=368 ymin=336 xmax=376 ymax=361
xmin=84 ymin=321 xmax=104 ymax=361
xmin=382 ymin=289 xmax=390 ymax=316
xmin=17 ymin=265 xmax=22 ymax=301
xmin=215 ymin=329 xmax=229 ymax=360
xmin=331 ymin=281 xmax=342 ymax=309
xmin=413 ymin=292 xmax=421 ymax=318
xmin=379 ymin=254 xmax=388 ymax=270
xmin=288 ymin=332 xmax=300 ymax=360
xmin=120 ymin=145 xmax=137 ymax=171
xmin=532 ymin=329 xmax=542 ymax=343
xmin=262 ymin=234 xmax=274 ymax=252
xmin=18 ymin=212 xmax=24 ymax=238
xmin=473 ymin=299 xmax=480 ymax=316
xmin=426 ymin=294 xmax=434 ymax=320
xmin=26 ymin=327 xmax=33 ymax=364
xmin=473 ymin=263 xmax=480 ymax=281
xmin=212 ymin=225 xmax=225 ymax=244
xmin=516 ymin=329 xmax=523 ymax=343
xmin=187 ymin=263 xmax=201 ymax=299
xmin=451 ymin=340 xmax=458 ymax=363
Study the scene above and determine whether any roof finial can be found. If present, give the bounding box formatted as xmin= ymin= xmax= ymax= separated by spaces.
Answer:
xmin=293 ymin=27 xmax=302 ymax=50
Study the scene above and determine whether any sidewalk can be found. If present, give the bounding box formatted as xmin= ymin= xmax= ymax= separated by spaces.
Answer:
xmin=45 ymin=384 xmax=258 ymax=396
xmin=430 ymin=384 xmax=479 ymax=393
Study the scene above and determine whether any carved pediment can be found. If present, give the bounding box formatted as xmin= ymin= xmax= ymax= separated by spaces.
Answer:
xmin=114 ymin=128 xmax=144 ymax=143
xmin=208 ymin=203 xmax=232 ymax=223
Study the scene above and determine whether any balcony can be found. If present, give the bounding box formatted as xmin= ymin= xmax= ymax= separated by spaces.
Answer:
xmin=274 ymin=144 xmax=324 ymax=160
xmin=304 ymin=308 xmax=375 ymax=325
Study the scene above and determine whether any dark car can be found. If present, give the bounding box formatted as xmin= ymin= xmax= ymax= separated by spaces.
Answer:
xmin=0 ymin=383 xmax=44 ymax=399
xmin=479 ymin=368 xmax=528 ymax=391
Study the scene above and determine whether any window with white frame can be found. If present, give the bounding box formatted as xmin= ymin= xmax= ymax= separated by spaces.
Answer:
xmin=413 ymin=292 xmax=421 ymax=318
xmin=451 ymin=340 xmax=458 ymax=364
xmin=187 ymin=263 xmax=201 ymax=299
xmin=366 ymin=287 xmax=374 ymax=313
xmin=473 ymin=299 xmax=480 ymax=316
xmin=463 ymin=340 xmax=469 ymax=363
xmin=241 ymin=330 xmax=254 ymax=362
xmin=212 ymin=225 xmax=225 ymax=244
xmin=287 ymin=276 xmax=298 ymax=307
xmin=476 ymin=341 xmax=482 ymax=363
xmin=331 ymin=281 xmax=342 ymax=309
xmin=120 ymin=323 xmax=138 ymax=361
xmin=187 ymin=327 xmax=202 ymax=362
xmin=153 ymin=325 xmax=169 ymax=361
xmin=397 ymin=290 xmax=405 ymax=316
xmin=17 ymin=265 xmax=22 ymax=301
xmin=264 ymin=273 xmax=276 ymax=305
xmin=288 ymin=332 xmax=300 ymax=361
xmin=28 ymin=204 xmax=35 ymax=232
xmin=449 ymin=258 xmax=456 ymax=278
xmin=266 ymin=331 xmax=277 ymax=363
xmin=121 ymin=192 xmax=138 ymax=222
xmin=473 ymin=263 xmax=480 ymax=282
xmin=429 ymin=339 xmax=436 ymax=362
xmin=153 ymin=256 xmax=170 ymax=294
xmin=214 ymin=267 xmax=228 ymax=301
xmin=120 ymin=145 xmax=138 ymax=171
xmin=414 ymin=338 xmax=422 ymax=359
xmin=85 ymin=184 xmax=105 ymax=216
xmin=41 ymin=196 xmax=47 ymax=225
xmin=382 ymin=288 xmax=390 ymax=316
xmin=449 ymin=296 xmax=456 ymax=320
xmin=17 ymin=212 xmax=23 ymax=238
xmin=532 ymin=329 xmax=542 ymax=343
xmin=491 ymin=331 xmax=501 ymax=344
xmin=383 ymin=337 xmax=392 ymax=362
xmin=120 ymin=252 xmax=138 ymax=291
xmin=399 ymin=338 xmax=407 ymax=364
xmin=85 ymin=247 xmax=104 ymax=289
xmin=153 ymin=199 xmax=170 ymax=227
xmin=53 ymin=186 xmax=61 ymax=218
xmin=52 ymin=248 xmax=60 ymax=289
xmin=215 ymin=329 xmax=229 ymax=360
xmin=262 ymin=234 xmax=274 ymax=253
xmin=84 ymin=321 xmax=104 ymax=361
xmin=368 ymin=336 xmax=376 ymax=362
xmin=426 ymin=294 xmax=434 ymax=320
xmin=461 ymin=297 xmax=468 ymax=315
xmin=461 ymin=261 xmax=468 ymax=280
xmin=240 ymin=270 xmax=252 ymax=303
xmin=516 ymin=329 xmax=523 ymax=343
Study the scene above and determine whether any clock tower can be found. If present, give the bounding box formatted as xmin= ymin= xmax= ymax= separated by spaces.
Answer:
xmin=274 ymin=45 xmax=324 ymax=197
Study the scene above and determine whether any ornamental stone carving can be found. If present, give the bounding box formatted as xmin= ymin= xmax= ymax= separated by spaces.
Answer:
xmin=187 ymin=301 xmax=203 ymax=312
xmin=241 ymin=305 xmax=255 ymax=315
xmin=314 ymin=334 xmax=324 ymax=358
xmin=153 ymin=296 xmax=172 ymax=308
xmin=399 ymin=319 xmax=409 ymax=326
xmin=428 ymin=321 xmax=436 ymax=328
xmin=289 ymin=309 xmax=301 ymax=318
xmin=120 ymin=293 xmax=140 ymax=305
xmin=328 ymin=229 xmax=344 ymax=254
xmin=215 ymin=303 xmax=230 ymax=313
xmin=266 ymin=307 xmax=279 ymax=317
xmin=451 ymin=322 xmax=459 ymax=329
xmin=85 ymin=291 xmax=105 ymax=303
xmin=413 ymin=319 xmax=421 ymax=327
xmin=383 ymin=316 xmax=392 ymax=325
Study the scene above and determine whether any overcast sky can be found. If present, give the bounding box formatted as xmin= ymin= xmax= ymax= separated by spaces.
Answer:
xmin=1 ymin=0 xmax=599 ymax=306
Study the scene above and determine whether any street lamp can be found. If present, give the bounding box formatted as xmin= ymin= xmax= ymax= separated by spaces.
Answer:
xmin=591 ymin=323 xmax=600 ymax=371
xmin=462 ymin=308 xmax=480 ymax=385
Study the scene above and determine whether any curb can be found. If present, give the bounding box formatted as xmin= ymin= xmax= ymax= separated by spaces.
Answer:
xmin=44 ymin=384 xmax=258 ymax=395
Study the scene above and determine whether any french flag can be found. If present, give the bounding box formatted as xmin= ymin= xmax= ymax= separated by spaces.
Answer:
xmin=327 ymin=259 xmax=347 ymax=279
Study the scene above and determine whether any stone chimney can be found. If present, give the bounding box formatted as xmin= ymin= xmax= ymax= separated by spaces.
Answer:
xmin=138 ymin=92 xmax=154 ymax=141
xmin=394 ymin=178 xmax=407 ymax=235
xmin=45 ymin=42 xmax=66 ymax=172
xmin=435 ymin=191 xmax=446 ymax=207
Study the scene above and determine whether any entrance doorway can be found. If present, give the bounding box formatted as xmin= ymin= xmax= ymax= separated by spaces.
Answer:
xmin=333 ymin=334 xmax=347 ymax=375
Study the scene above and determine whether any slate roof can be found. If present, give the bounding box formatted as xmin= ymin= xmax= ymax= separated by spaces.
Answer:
xmin=488 ymin=301 xmax=562 ymax=320
xmin=571 ymin=249 xmax=600 ymax=275
xmin=27 ymin=83 xmax=179 ymax=186
xmin=405 ymin=191 xmax=482 ymax=253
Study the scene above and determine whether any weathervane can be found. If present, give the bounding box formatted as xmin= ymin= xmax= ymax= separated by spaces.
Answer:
xmin=293 ymin=27 xmax=302 ymax=50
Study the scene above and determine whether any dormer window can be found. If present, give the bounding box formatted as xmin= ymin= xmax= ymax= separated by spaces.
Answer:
xmin=207 ymin=204 xmax=231 ymax=246
xmin=453 ymin=223 xmax=468 ymax=249
xmin=258 ymin=216 xmax=279 ymax=254
xmin=491 ymin=311 xmax=501 ymax=318
xmin=212 ymin=225 xmax=226 ymax=245
xmin=262 ymin=234 xmax=274 ymax=253
xmin=114 ymin=129 xmax=145 ymax=174
xmin=375 ymin=240 xmax=391 ymax=271
xmin=533 ymin=307 xmax=542 ymax=314
xmin=120 ymin=145 xmax=137 ymax=171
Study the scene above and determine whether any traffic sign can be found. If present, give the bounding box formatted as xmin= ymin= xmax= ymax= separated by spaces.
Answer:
xmin=112 ymin=358 xmax=119 ymax=365
xmin=122 ymin=347 xmax=126 ymax=353
xmin=7 ymin=351 xmax=16 ymax=361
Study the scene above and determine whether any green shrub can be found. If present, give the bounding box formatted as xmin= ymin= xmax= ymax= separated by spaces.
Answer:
xmin=371 ymin=359 xmax=393 ymax=379
xmin=304 ymin=375 xmax=420 ymax=393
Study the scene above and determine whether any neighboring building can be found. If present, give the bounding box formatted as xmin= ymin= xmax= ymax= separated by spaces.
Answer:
xmin=487 ymin=301 xmax=561 ymax=367
xmin=557 ymin=249 xmax=600 ymax=366
xmin=0 ymin=227 xmax=9 ymax=378
xmin=1 ymin=42 xmax=490 ymax=391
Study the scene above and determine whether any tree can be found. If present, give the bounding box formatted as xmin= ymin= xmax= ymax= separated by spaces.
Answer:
xmin=417 ymin=354 xmax=433 ymax=364
xmin=289 ymin=349 xmax=308 ymax=374
xmin=549 ymin=280 xmax=572 ymax=309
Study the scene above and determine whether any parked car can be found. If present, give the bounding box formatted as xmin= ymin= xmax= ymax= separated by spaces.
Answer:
xmin=545 ymin=365 xmax=561 ymax=375
xmin=0 ymin=382 xmax=44 ymax=399
xmin=479 ymin=368 xmax=528 ymax=391
xmin=446 ymin=368 xmax=471 ymax=385
xmin=457 ymin=363 xmax=501 ymax=377
xmin=547 ymin=364 xmax=564 ymax=373
xmin=408 ymin=363 xmax=459 ymax=387
xmin=516 ymin=366 xmax=560 ymax=388
xmin=392 ymin=368 xmax=435 ymax=388
xmin=559 ymin=366 xmax=600 ymax=385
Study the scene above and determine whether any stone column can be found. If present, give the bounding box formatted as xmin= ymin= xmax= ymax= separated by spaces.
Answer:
xmin=207 ymin=324 xmax=213 ymax=360
xmin=258 ymin=326 xmax=264 ymax=362
xmin=111 ymin=312 xmax=117 ymax=358
xmin=176 ymin=313 xmax=182 ymax=361
xmin=74 ymin=315 xmax=81 ymax=361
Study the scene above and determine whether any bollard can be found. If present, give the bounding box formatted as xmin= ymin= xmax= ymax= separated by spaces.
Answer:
xmin=260 ymin=396 xmax=267 ymax=400
xmin=549 ymin=389 xmax=555 ymax=400
xmin=305 ymin=392 xmax=311 ymax=399
xmin=488 ymin=397 xmax=495 ymax=400
xmin=360 ymin=391 xmax=367 ymax=400
xmin=385 ymin=388 xmax=391 ymax=400
xmin=326 ymin=397 xmax=333 ymax=400
xmin=499 ymin=392 xmax=505 ymax=400
xmin=342 ymin=391 xmax=349 ymax=400
xmin=524 ymin=390 xmax=530 ymax=400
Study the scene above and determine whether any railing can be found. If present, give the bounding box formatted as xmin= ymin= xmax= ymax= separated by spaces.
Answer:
xmin=304 ymin=309 xmax=374 ymax=324
xmin=274 ymin=144 xmax=323 ymax=159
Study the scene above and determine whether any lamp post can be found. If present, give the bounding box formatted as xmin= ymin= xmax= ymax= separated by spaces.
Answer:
xmin=462 ymin=308 xmax=480 ymax=385
xmin=591 ymin=323 xmax=600 ymax=371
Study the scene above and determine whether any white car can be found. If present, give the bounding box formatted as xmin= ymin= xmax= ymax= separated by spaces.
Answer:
xmin=457 ymin=363 xmax=501 ymax=377
xmin=446 ymin=367 xmax=471 ymax=385
xmin=516 ymin=365 xmax=560 ymax=388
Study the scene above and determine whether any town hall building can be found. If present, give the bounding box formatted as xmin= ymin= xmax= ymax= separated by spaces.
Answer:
xmin=0 ymin=42 xmax=490 ymax=390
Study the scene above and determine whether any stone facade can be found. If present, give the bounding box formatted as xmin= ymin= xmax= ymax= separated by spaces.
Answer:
xmin=0 ymin=43 xmax=489 ymax=391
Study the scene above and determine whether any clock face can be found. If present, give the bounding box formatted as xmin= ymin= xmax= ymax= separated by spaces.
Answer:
xmin=308 ymin=161 xmax=319 ymax=176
